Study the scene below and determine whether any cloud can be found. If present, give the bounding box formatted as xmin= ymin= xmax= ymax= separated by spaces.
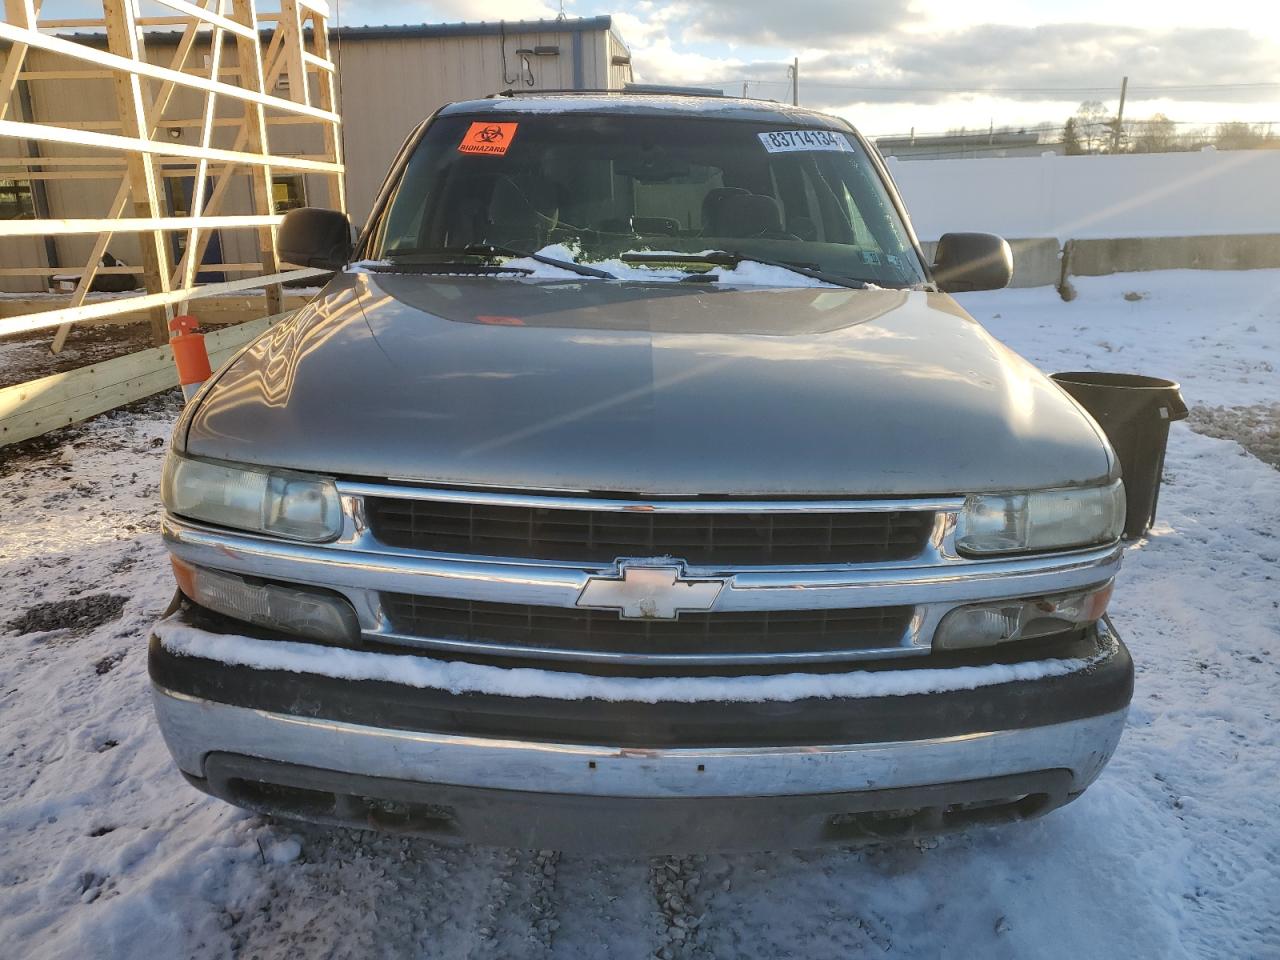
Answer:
xmin=880 ymin=24 xmax=1279 ymax=96
xmin=338 ymin=0 xmax=557 ymax=24
xmin=630 ymin=21 xmax=1280 ymax=110
xmin=683 ymin=0 xmax=912 ymax=47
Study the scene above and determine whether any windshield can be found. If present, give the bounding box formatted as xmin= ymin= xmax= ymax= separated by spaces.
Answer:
xmin=364 ymin=112 xmax=928 ymax=287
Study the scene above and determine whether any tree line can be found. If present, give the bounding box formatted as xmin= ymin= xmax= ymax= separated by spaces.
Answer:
xmin=1062 ymin=101 xmax=1278 ymax=154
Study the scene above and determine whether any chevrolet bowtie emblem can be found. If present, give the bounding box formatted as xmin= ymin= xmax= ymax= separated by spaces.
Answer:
xmin=576 ymin=562 xmax=724 ymax=620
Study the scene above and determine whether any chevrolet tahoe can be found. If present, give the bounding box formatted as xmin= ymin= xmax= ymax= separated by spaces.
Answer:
xmin=149 ymin=91 xmax=1132 ymax=853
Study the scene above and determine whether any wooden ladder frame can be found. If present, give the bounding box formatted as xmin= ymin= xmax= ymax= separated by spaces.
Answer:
xmin=0 ymin=0 xmax=345 ymax=349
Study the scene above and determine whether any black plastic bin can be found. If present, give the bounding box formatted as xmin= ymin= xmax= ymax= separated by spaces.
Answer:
xmin=1051 ymin=372 xmax=1188 ymax=539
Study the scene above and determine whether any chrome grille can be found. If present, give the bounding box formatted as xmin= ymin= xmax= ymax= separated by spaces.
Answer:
xmin=365 ymin=497 xmax=935 ymax=565
xmin=381 ymin=593 xmax=915 ymax=661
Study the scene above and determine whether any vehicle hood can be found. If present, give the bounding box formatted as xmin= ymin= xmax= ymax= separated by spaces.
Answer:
xmin=182 ymin=272 xmax=1113 ymax=496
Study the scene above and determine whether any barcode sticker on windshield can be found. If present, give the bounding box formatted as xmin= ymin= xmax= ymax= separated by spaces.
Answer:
xmin=758 ymin=130 xmax=854 ymax=153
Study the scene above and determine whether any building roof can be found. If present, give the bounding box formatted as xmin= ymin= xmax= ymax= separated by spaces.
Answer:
xmin=58 ymin=16 xmax=628 ymax=54
xmin=333 ymin=16 xmax=618 ymax=42
xmin=441 ymin=92 xmax=852 ymax=128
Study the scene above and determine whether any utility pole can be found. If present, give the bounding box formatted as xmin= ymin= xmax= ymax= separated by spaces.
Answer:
xmin=742 ymin=80 xmax=748 ymax=98
xmin=1111 ymin=75 xmax=1128 ymax=153
xmin=791 ymin=57 xmax=799 ymax=106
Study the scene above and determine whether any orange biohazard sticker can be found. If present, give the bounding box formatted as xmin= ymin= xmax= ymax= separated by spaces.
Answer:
xmin=458 ymin=121 xmax=518 ymax=156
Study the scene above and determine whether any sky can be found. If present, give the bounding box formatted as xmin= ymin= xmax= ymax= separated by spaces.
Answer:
xmin=325 ymin=0 xmax=1280 ymax=138
xmin=37 ymin=0 xmax=1280 ymax=138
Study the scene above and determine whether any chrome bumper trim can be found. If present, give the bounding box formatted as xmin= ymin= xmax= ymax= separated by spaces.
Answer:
xmin=153 ymin=683 xmax=1127 ymax=799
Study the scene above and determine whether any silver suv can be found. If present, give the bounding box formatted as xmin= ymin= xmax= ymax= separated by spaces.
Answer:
xmin=151 ymin=92 xmax=1131 ymax=853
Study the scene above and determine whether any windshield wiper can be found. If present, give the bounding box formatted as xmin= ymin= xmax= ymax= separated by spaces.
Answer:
xmin=620 ymin=251 xmax=870 ymax=290
xmin=389 ymin=244 xmax=617 ymax=280
xmin=366 ymin=262 xmax=534 ymax=276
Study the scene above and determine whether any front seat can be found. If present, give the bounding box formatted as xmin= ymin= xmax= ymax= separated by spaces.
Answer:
xmin=713 ymin=193 xmax=788 ymax=239
xmin=700 ymin=187 xmax=750 ymax=236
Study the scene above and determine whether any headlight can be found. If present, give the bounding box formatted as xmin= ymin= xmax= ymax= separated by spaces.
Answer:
xmin=956 ymin=480 xmax=1125 ymax=555
xmin=162 ymin=454 xmax=342 ymax=541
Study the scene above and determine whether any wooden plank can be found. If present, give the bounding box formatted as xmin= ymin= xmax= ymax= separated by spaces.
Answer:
xmin=37 ymin=15 xmax=218 ymax=26
xmin=168 ymin=125 xmax=252 ymax=287
xmin=6 ymin=165 xmax=261 ymax=178
xmin=0 ymin=169 xmax=122 ymax=178
xmin=0 ymin=0 xmax=38 ymax=123
xmin=0 ymin=22 xmax=342 ymax=123
xmin=0 ymin=119 xmax=345 ymax=172
xmin=2 ymin=311 xmax=289 ymax=417
xmin=177 ymin=7 xmax=229 ymax=300
xmin=0 ymin=263 xmax=263 ymax=276
xmin=308 ymin=9 xmax=345 ymax=212
xmin=1 ymin=266 xmax=146 ymax=276
xmin=147 ymin=0 xmax=256 ymax=39
xmin=230 ymin=0 xmax=283 ymax=316
xmin=279 ymin=0 xmax=310 ymax=109
xmin=54 ymin=16 xmax=206 ymax=354
xmin=0 ymin=155 xmax=129 ymax=165
xmin=302 ymin=51 xmax=334 ymax=73
xmin=0 ymin=214 xmax=283 ymax=237
xmin=0 ymin=269 xmax=326 ymax=337
xmin=44 ymin=118 xmax=246 ymax=130
xmin=0 ymin=311 xmax=295 ymax=446
xmin=103 ymin=0 xmax=173 ymax=343
xmin=18 ymin=71 xmax=116 ymax=80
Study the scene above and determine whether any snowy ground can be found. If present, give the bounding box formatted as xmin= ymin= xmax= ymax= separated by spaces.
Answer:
xmin=1 ymin=270 xmax=1278 ymax=959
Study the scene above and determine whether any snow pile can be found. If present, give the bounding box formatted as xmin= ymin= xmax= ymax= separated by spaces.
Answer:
xmin=1 ymin=271 xmax=1278 ymax=958
xmin=154 ymin=617 xmax=1103 ymax=704
xmin=960 ymin=269 xmax=1280 ymax=409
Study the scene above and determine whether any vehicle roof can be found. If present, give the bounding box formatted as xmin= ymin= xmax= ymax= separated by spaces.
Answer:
xmin=439 ymin=94 xmax=854 ymax=131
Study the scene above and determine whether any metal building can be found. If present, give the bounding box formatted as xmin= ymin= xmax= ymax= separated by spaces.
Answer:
xmin=0 ymin=16 xmax=632 ymax=293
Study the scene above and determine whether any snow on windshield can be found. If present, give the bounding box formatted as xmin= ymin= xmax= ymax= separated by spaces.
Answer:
xmin=350 ymin=244 xmax=850 ymax=288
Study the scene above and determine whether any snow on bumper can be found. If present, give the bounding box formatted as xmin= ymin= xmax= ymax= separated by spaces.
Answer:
xmin=151 ymin=614 xmax=1112 ymax=705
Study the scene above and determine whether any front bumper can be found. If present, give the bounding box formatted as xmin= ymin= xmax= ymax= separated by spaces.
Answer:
xmin=149 ymin=613 xmax=1132 ymax=853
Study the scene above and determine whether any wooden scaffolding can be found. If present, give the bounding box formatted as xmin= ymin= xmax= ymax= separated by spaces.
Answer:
xmin=0 ymin=0 xmax=346 ymax=352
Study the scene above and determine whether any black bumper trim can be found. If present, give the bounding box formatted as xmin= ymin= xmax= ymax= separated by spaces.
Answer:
xmin=147 ymin=618 xmax=1132 ymax=749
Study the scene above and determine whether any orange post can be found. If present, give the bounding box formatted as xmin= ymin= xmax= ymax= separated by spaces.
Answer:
xmin=169 ymin=314 xmax=212 ymax=401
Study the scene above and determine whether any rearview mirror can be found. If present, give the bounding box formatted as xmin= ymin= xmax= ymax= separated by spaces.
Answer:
xmin=278 ymin=207 xmax=354 ymax=271
xmin=932 ymin=232 xmax=1013 ymax=293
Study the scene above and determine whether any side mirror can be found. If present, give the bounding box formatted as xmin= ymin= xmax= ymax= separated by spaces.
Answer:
xmin=932 ymin=232 xmax=1013 ymax=293
xmin=278 ymin=207 xmax=354 ymax=270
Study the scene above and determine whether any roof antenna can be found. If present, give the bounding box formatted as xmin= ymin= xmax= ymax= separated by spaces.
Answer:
xmin=556 ymin=0 xmax=566 ymax=20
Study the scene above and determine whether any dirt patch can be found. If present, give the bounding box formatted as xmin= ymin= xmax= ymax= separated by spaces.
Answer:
xmin=6 ymin=594 xmax=129 ymax=637
xmin=1187 ymin=403 xmax=1280 ymax=469
xmin=0 ymin=388 xmax=183 ymax=480
xmin=0 ymin=321 xmax=156 ymax=390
